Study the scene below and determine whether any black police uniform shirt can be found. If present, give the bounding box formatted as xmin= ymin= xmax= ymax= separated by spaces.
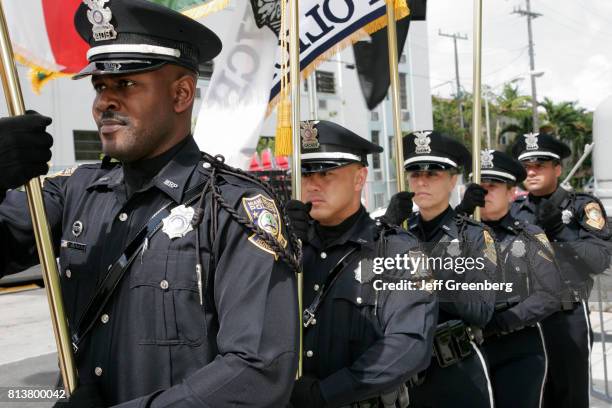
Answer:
xmin=0 ymin=136 xmax=299 ymax=407
xmin=511 ymin=187 xmax=612 ymax=298
xmin=407 ymin=206 xmax=497 ymax=327
xmin=301 ymin=206 xmax=438 ymax=407
xmin=484 ymin=213 xmax=562 ymax=334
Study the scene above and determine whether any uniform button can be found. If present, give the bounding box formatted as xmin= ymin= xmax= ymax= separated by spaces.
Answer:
xmin=94 ymin=367 xmax=103 ymax=376
xmin=203 ymin=162 xmax=211 ymax=169
xmin=313 ymin=284 xmax=320 ymax=291
xmin=574 ymin=255 xmax=579 ymax=260
xmin=356 ymin=297 xmax=363 ymax=304
xmin=515 ymin=267 xmax=520 ymax=271
xmin=160 ymin=280 xmax=169 ymax=290
xmin=514 ymin=221 xmax=519 ymax=226
xmin=320 ymin=252 xmax=327 ymax=259
xmin=65 ymin=269 xmax=72 ymax=279
xmin=101 ymin=314 xmax=109 ymax=324
xmin=311 ymin=318 xmax=317 ymax=325
xmin=306 ymin=350 xmax=314 ymax=358
xmin=118 ymin=213 xmax=128 ymax=222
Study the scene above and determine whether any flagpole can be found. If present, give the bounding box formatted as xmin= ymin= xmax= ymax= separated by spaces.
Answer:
xmin=288 ymin=0 xmax=303 ymax=378
xmin=471 ymin=0 xmax=483 ymax=221
xmin=0 ymin=0 xmax=77 ymax=394
xmin=385 ymin=1 xmax=406 ymax=195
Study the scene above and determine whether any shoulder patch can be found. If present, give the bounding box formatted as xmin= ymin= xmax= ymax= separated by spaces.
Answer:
xmin=41 ymin=165 xmax=80 ymax=186
xmin=483 ymin=229 xmax=497 ymax=265
xmin=242 ymin=194 xmax=287 ymax=259
xmin=584 ymin=202 xmax=606 ymax=230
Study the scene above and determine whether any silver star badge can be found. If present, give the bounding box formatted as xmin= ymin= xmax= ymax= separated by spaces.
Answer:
xmin=511 ymin=240 xmax=526 ymax=258
xmin=162 ymin=205 xmax=195 ymax=240
xmin=446 ymin=238 xmax=461 ymax=257
xmin=561 ymin=209 xmax=573 ymax=225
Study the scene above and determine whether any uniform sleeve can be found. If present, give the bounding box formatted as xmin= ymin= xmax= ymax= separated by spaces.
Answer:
xmin=117 ymin=188 xmax=299 ymax=408
xmin=549 ymin=198 xmax=611 ymax=275
xmin=0 ymin=176 xmax=66 ymax=277
xmin=492 ymin=229 xmax=562 ymax=333
xmin=318 ymin=250 xmax=438 ymax=407
xmin=438 ymin=228 xmax=497 ymax=327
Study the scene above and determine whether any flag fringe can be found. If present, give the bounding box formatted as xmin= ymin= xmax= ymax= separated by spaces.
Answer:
xmin=267 ymin=0 xmax=409 ymax=116
xmin=14 ymin=54 xmax=71 ymax=94
xmin=182 ymin=0 xmax=231 ymax=20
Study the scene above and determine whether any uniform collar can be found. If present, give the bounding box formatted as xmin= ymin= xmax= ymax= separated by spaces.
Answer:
xmin=522 ymin=185 xmax=571 ymax=212
xmin=310 ymin=207 xmax=374 ymax=250
xmin=408 ymin=206 xmax=459 ymax=240
xmin=86 ymin=135 xmax=201 ymax=203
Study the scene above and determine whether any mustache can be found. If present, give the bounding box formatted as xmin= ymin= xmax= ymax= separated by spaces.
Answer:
xmin=99 ymin=111 xmax=129 ymax=125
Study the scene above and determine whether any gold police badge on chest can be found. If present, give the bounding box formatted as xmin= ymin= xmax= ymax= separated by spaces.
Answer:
xmin=162 ymin=205 xmax=195 ymax=240
xmin=242 ymin=194 xmax=287 ymax=259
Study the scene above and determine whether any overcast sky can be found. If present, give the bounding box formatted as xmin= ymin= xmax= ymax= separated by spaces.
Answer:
xmin=422 ymin=0 xmax=612 ymax=111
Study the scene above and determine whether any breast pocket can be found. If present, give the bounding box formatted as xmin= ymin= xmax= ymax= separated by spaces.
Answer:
xmin=129 ymin=249 xmax=206 ymax=346
xmin=58 ymin=241 xmax=95 ymax=325
xmin=331 ymin=277 xmax=380 ymax=360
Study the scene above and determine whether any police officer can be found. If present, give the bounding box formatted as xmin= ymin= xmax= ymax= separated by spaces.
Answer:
xmin=384 ymin=131 xmax=498 ymax=408
xmin=0 ymin=1 xmax=299 ymax=406
xmin=457 ymin=150 xmax=564 ymax=407
xmin=285 ymin=120 xmax=438 ymax=408
xmin=510 ymin=133 xmax=611 ymax=408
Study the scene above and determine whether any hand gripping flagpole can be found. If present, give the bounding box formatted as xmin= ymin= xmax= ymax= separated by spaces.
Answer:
xmin=471 ymin=0 xmax=483 ymax=221
xmin=288 ymin=0 xmax=303 ymax=378
xmin=0 ymin=1 xmax=77 ymax=394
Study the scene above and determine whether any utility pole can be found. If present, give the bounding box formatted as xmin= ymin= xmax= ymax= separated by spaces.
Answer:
xmin=439 ymin=30 xmax=468 ymax=129
xmin=513 ymin=0 xmax=542 ymax=132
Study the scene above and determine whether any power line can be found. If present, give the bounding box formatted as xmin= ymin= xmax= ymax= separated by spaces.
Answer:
xmin=438 ymin=30 xmax=468 ymax=128
xmin=512 ymin=0 xmax=541 ymax=131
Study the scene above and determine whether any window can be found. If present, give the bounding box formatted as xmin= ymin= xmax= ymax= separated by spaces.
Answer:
xmin=371 ymin=130 xmax=381 ymax=170
xmin=401 ymin=111 xmax=411 ymax=122
xmin=399 ymin=73 xmax=408 ymax=110
xmin=374 ymin=193 xmax=385 ymax=209
xmin=316 ymin=70 xmax=336 ymax=94
xmin=198 ymin=61 xmax=214 ymax=80
xmin=318 ymin=99 xmax=327 ymax=110
xmin=388 ymin=136 xmax=395 ymax=160
xmin=196 ymin=88 xmax=202 ymax=99
xmin=370 ymin=110 xmax=379 ymax=121
xmin=73 ymin=130 xmax=102 ymax=161
xmin=400 ymin=54 xmax=407 ymax=63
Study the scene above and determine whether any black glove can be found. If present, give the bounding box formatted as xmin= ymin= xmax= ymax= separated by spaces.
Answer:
xmin=290 ymin=376 xmax=325 ymax=408
xmin=53 ymin=384 xmax=105 ymax=408
xmin=0 ymin=111 xmax=53 ymax=191
xmin=455 ymin=183 xmax=487 ymax=216
xmin=285 ymin=200 xmax=312 ymax=243
xmin=536 ymin=198 xmax=564 ymax=235
xmin=381 ymin=192 xmax=414 ymax=225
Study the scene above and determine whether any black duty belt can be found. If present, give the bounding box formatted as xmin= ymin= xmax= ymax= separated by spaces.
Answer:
xmin=303 ymin=246 xmax=361 ymax=328
xmin=71 ymin=181 xmax=207 ymax=354
xmin=433 ymin=320 xmax=478 ymax=368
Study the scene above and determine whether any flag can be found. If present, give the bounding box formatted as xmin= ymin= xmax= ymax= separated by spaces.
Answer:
xmin=267 ymin=0 xmax=410 ymax=105
xmin=193 ymin=1 xmax=279 ymax=167
xmin=194 ymin=0 xmax=410 ymax=167
xmin=352 ymin=0 xmax=427 ymax=110
xmin=4 ymin=0 xmax=226 ymax=93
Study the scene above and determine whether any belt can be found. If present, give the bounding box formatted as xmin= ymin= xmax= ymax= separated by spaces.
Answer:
xmin=432 ymin=320 xmax=479 ymax=368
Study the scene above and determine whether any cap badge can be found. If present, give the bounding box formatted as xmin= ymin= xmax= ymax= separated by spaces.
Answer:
xmin=525 ymin=132 xmax=539 ymax=151
xmin=301 ymin=121 xmax=320 ymax=149
xmin=414 ymin=131 xmax=432 ymax=154
xmin=84 ymin=0 xmax=118 ymax=42
xmin=481 ymin=149 xmax=494 ymax=169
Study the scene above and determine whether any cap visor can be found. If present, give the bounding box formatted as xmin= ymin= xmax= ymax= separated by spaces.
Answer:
xmin=72 ymin=60 xmax=167 ymax=80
